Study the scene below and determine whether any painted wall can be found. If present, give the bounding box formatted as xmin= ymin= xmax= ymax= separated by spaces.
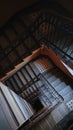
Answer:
xmin=0 ymin=105 xmax=11 ymax=130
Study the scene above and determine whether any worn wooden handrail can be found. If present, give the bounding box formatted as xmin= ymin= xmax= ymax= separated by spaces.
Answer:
xmin=41 ymin=45 xmax=73 ymax=80
xmin=1 ymin=45 xmax=73 ymax=81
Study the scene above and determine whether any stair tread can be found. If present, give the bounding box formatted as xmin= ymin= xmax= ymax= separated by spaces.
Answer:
xmin=52 ymin=79 xmax=62 ymax=87
xmin=17 ymin=71 xmax=27 ymax=85
xmin=55 ymin=82 xmax=67 ymax=92
xmin=59 ymin=86 xmax=72 ymax=96
xmin=25 ymin=65 xmax=35 ymax=79
xmin=21 ymin=68 xmax=31 ymax=82
xmin=29 ymin=62 xmax=40 ymax=75
xmin=63 ymin=90 xmax=73 ymax=103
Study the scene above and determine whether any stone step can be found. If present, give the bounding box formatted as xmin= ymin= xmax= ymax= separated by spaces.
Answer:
xmin=59 ymin=86 xmax=72 ymax=97
xmin=55 ymin=82 xmax=67 ymax=92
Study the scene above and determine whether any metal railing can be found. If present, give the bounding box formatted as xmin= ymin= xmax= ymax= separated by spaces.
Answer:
xmin=0 ymin=3 xmax=73 ymax=78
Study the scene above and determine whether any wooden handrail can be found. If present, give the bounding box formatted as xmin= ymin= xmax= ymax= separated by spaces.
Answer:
xmin=1 ymin=45 xmax=73 ymax=81
xmin=41 ymin=45 xmax=73 ymax=80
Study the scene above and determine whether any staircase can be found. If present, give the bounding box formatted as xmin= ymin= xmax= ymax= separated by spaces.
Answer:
xmin=0 ymin=2 xmax=73 ymax=78
xmin=0 ymin=1 xmax=73 ymax=130
xmin=1 ymin=52 xmax=73 ymax=130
